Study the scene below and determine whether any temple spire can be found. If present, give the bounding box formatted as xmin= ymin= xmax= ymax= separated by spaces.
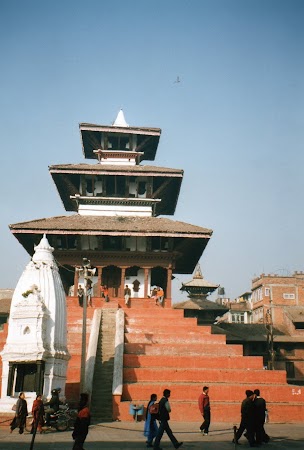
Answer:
xmin=113 ymin=109 xmax=129 ymax=127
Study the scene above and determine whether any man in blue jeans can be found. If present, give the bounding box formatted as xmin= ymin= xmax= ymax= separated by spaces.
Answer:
xmin=153 ymin=389 xmax=183 ymax=450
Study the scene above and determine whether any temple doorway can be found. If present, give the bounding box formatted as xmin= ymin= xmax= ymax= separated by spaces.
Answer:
xmin=7 ymin=361 xmax=44 ymax=396
xmin=102 ymin=266 xmax=121 ymax=297
xmin=151 ymin=267 xmax=167 ymax=295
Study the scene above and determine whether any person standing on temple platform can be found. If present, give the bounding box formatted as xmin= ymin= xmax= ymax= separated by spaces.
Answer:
xmin=104 ymin=285 xmax=109 ymax=302
xmin=156 ymin=286 xmax=164 ymax=306
xmin=86 ymin=279 xmax=93 ymax=307
xmin=124 ymin=284 xmax=131 ymax=306
xmin=198 ymin=386 xmax=211 ymax=435
xmin=77 ymin=285 xmax=84 ymax=307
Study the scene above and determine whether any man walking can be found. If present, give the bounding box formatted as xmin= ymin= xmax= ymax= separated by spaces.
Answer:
xmin=198 ymin=386 xmax=211 ymax=435
xmin=153 ymin=389 xmax=183 ymax=450
xmin=233 ymin=390 xmax=256 ymax=447
xmin=254 ymin=389 xmax=270 ymax=444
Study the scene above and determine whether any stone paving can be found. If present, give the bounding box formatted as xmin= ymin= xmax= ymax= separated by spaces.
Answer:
xmin=0 ymin=421 xmax=303 ymax=449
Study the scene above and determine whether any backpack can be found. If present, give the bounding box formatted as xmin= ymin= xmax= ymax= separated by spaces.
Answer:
xmin=149 ymin=402 xmax=159 ymax=415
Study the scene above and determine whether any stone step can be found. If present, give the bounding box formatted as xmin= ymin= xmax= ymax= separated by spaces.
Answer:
xmin=123 ymin=354 xmax=265 ymax=369
xmin=122 ymin=382 xmax=302 ymax=403
xmin=124 ymin=309 xmax=184 ymax=318
xmin=124 ymin=323 xmax=209 ymax=333
xmin=124 ymin=332 xmax=226 ymax=344
xmin=125 ymin=317 xmax=199 ymax=326
xmin=117 ymin=399 xmax=304 ymax=423
xmin=123 ymin=367 xmax=287 ymax=383
xmin=124 ymin=342 xmax=243 ymax=356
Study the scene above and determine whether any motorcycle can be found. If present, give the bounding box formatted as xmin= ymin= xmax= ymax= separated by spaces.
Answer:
xmin=26 ymin=403 xmax=76 ymax=433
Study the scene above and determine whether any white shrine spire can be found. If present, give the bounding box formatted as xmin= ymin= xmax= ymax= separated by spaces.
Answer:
xmin=33 ymin=233 xmax=54 ymax=263
xmin=113 ymin=109 xmax=129 ymax=127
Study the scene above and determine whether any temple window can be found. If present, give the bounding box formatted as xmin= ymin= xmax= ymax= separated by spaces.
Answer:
xmin=57 ymin=236 xmax=77 ymax=250
xmin=106 ymin=133 xmax=130 ymax=150
xmin=137 ymin=179 xmax=147 ymax=198
xmin=105 ymin=176 xmax=126 ymax=197
xmin=85 ymin=177 xmax=94 ymax=195
xmin=103 ymin=236 xmax=122 ymax=251
xmin=125 ymin=236 xmax=146 ymax=252
xmin=151 ymin=236 xmax=169 ymax=251
xmin=94 ymin=176 xmax=103 ymax=196
xmin=80 ymin=235 xmax=98 ymax=250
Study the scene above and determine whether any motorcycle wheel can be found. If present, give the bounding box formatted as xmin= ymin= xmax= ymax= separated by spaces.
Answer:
xmin=55 ymin=417 xmax=68 ymax=432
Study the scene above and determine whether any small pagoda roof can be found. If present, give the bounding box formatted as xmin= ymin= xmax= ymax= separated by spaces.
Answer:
xmin=10 ymin=215 xmax=212 ymax=273
xmin=180 ymin=264 xmax=219 ymax=291
xmin=79 ymin=121 xmax=161 ymax=162
xmin=174 ymin=298 xmax=228 ymax=312
xmin=49 ymin=164 xmax=183 ymax=215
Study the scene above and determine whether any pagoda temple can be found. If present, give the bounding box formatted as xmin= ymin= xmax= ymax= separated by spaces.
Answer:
xmin=9 ymin=110 xmax=212 ymax=301
xmin=3 ymin=111 xmax=304 ymax=423
xmin=175 ymin=264 xmax=228 ymax=324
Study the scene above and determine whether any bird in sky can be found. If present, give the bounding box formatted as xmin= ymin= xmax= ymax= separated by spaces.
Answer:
xmin=174 ymin=76 xmax=181 ymax=84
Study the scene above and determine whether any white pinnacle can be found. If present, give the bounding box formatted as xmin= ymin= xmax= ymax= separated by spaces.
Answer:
xmin=113 ymin=109 xmax=129 ymax=127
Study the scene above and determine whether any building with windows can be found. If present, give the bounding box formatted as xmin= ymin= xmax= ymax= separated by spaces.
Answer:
xmin=215 ymin=292 xmax=252 ymax=324
xmin=215 ymin=272 xmax=304 ymax=383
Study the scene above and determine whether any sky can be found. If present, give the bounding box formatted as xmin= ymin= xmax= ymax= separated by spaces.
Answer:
xmin=0 ymin=0 xmax=303 ymax=302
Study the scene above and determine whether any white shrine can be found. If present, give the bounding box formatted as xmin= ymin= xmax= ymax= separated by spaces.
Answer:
xmin=0 ymin=235 xmax=70 ymax=409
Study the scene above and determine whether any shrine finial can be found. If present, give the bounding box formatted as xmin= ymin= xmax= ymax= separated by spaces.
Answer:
xmin=113 ymin=109 xmax=129 ymax=127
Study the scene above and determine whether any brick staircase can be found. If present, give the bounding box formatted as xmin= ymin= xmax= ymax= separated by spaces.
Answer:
xmin=115 ymin=302 xmax=304 ymax=423
xmin=1 ymin=297 xmax=304 ymax=425
xmin=90 ymin=308 xmax=116 ymax=422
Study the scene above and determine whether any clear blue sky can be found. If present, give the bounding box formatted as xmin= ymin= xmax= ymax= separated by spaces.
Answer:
xmin=0 ymin=0 xmax=303 ymax=301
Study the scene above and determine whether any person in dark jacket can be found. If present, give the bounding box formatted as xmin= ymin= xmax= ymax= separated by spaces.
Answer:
xmin=72 ymin=393 xmax=91 ymax=450
xmin=44 ymin=388 xmax=60 ymax=426
xmin=153 ymin=389 xmax=183 ymax=450
xmin=233 ymin=390 xmax=256 ymax=446
xmin=254 ymin=389 xmax=270 ymax=444
xmin=10 ymin=392 xmax=28 ymax=434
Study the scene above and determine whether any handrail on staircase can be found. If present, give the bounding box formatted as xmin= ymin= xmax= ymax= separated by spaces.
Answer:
xmin=112 ymin=308 xmax=125 ymax=395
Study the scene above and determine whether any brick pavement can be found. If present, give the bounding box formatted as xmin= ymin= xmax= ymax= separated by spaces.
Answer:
xmin=0 ymin=422 xmax=303 ymax=449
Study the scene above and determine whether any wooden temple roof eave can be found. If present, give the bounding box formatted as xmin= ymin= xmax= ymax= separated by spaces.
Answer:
xmin=79 ymin=123 xmax=161 ymax=136
xmin=9 ymin=215 xmax=213 ymax=235
xmin=11 ymin=228 xmax=212 ymax=239
xmin=49 ymin=164 xmax=184 ymax=177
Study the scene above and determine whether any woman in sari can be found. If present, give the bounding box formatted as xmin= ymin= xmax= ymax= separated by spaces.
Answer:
xmin=144 ymin=393 xmax=158 ymax=448
xmin=31 ymin=394 xmax=45 ymax=434
xmin=10 ymin=392 xmax=28 ymax=434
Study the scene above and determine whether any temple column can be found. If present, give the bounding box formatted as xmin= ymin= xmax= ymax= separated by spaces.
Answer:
xmin=120 ymin=267 xmax=126 ymax=297
xmin=73 ymin=267 xmax=79 ymax=297
xmin=97 ymin=266 xmax=103 ymax=297
xmin=166 ymin=265 xmax=172 ymax=300
xmin=144 ymin=267 xmax=149 ymax=298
